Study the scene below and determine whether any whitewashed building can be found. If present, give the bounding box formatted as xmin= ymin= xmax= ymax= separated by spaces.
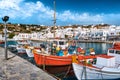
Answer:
xmin=0 ymin=34 xmax=3 ymax=40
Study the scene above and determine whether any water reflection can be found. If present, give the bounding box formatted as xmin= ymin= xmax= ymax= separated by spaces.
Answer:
xmin=78 ymin=42 xmax=112 ymax=54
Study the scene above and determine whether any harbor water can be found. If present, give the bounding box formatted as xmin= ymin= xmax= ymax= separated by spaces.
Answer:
xmin=0 ymin=41 xmax=118 ymax=80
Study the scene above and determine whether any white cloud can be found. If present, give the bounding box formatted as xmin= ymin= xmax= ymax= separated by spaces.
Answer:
xmin=0 ymin=0 xmax=49 ymax=18
xmin=57 ymin=10 xmax=103 ymax=23
xmin=0 ymin=0 xmax=120 ymax=25
xmin=0 ymin=0 xmax=22 ymax=10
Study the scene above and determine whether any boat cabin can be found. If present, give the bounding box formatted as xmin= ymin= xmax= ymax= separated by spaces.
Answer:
xmin=108 ymin=48 xmax=120 ymax=63
xmin=49 ymin=39 xmax=68 ymax=50
xmin=107 ymin=42 xmax=120 ymax=63
xmin=96 ymin=55 xmax=115 ymax=67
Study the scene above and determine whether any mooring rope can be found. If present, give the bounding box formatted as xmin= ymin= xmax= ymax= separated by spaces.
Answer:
xmin=100 ymin=69 xmax=103 ymax=80
xmin=63 ymin=65 xmax=71 ymax=78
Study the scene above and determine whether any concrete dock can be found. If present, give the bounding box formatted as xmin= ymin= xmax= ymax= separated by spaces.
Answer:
xmin=0 ymin=47 xmax=58 ymax=80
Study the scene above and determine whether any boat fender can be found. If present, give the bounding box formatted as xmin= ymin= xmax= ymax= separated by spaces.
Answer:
xmin=32 ymin=49 xmax=37 ymax=54
xmin=72 ymin=54 xmax=78 ymax=63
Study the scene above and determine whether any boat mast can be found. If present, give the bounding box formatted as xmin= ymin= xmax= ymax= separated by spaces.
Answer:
xmin=53 ymin=0 xmax=56 ymax=38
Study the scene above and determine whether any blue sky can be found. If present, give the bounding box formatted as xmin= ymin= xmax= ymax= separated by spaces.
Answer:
xmin=0 ymin=0 xmax=120 ymax=26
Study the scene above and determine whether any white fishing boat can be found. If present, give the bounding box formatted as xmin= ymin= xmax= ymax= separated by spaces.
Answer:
xmin=8 ymin=45 xmax=17 ymax=52
xmin=72 ymin=42 xmax=120 ymax=80
xmin=8 ymin=44 xmax=26 ymax=54
xmin=25 ymin=46 xmax=34 ymax=57
xmin=16 ymin=44 xmax=26 ymax=54
xmin=16 ymin=40 xmax=31 ymax=54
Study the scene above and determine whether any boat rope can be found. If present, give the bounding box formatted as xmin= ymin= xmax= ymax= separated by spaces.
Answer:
xmin=81 ymin=66 xmax=87 ymax=80
xmin=48 ymin=73 xmax=61 ymax=80
xmin=81 ymin=66 xmax=84 ymax=80
xmin=99 ymin=69 xmax=104 ymax=80
xmin=55 ymin=71 xmax=66 ymax=77
xmin=80 ymin=56 xmax=87 ymax=80
xmin=84 ymin=66 xmax=87 ymax=80
xmin=63 ymin=65 xmax=71 ymax=78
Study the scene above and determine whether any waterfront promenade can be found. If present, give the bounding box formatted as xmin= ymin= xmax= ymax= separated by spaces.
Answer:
xmin=0 ymin=47 xmax=58 ymax=80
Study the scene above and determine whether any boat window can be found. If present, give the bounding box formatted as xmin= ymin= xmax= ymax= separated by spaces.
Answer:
xmin=59 ymin=41 xmax=64 ymax=45
xmin=53 ymin=41 xmax=58 ymax=45
xmin=108 ymin=50 xmax=114 ymax=53
xmin=116 ymin=50 xmax=120 ymax=54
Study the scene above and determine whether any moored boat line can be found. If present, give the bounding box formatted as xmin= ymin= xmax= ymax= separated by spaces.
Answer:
xmin=2 ymin=39 xmax=115 ymax=79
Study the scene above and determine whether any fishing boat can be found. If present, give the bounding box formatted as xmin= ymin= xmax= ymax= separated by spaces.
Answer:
xmin=15 ymin=40 xmax=31 ymax=54
xmin=8 ymin=40 xmax=27 ymax=54
xmin=33 ymin=0 xmax=83 ymax=76
xmin=25 ymin=45 xmax=42 ymax=57
xmin=25 ymin=46 xmax=34 ymax=58
xmin=33 ymin=39 xmax=75 ymax=75
xmin=16 ymin=44 xmax=26 ymax=54
xmin=8 ymin=45 xmax=17 ymax=52
xmin=34 ymin=53 xmax=72 ymax=66
xmin=72 ymin=42 xmax=120 ymax=80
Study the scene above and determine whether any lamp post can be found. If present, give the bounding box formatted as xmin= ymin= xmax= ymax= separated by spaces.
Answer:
xmin=2 ymin=16 xmax=9 ymax=60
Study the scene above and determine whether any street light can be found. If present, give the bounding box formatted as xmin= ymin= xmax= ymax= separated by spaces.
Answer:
xmin=2 ymin=16 xmax=9 ymax=60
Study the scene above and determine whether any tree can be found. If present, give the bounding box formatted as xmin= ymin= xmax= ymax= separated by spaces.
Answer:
xmin=0 ymin=25 xmax=4 ymax=31
xmin=8 ymin=33 xmax=15 ymax=38
xmin=65 ymin=34 xmax=68 ymax=39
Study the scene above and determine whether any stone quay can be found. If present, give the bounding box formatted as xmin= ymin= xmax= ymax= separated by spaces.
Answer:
xmin=0 ymin=47 xmax=59 ymax=80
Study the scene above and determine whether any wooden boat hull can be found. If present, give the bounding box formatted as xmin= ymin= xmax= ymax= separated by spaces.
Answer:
xmin=33 ymin=53 xmax=74 ymax=76
xmin=38 ymin=64 xmax=74 ymax=75
xmin=17 ymin=48 xmax=26 ymax=54
xmin=34 ymin=53 xmax=72 ymax=66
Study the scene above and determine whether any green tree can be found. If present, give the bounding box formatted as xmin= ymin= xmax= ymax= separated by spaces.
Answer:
xmin=65 ymin=35 xmax=68 ymax=39
xmin=0 ymin=25 xmax=4 ymax=31
xmin=8 ymin=33 xmax=15 ymax=38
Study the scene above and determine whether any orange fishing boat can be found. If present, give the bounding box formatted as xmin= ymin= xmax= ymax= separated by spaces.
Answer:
xmin=33 ymin=41 xmax=84 ymax=77
xmin=34 ymin=53 xmax=72 ymax=66
xmin=33 ymin=41 xmax=75 ymax=75
xmin=33 ymin=0 xmax=80 ymax=76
